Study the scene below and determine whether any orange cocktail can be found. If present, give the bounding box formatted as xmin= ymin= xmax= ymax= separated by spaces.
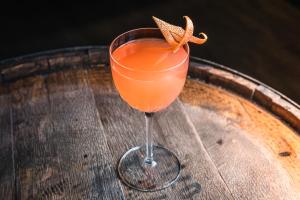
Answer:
xmin=110 ymin=37 xmax=189 ymax=112
xmin=109 ymin=24 xmax=203 ymax=192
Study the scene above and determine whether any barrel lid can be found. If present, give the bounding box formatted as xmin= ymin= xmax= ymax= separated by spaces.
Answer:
xmin=0 ymin=46 xmax=299 ymax=199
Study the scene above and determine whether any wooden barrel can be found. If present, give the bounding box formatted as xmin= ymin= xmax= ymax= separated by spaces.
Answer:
xmin=0 ymin=46 xmax=299 ymax=200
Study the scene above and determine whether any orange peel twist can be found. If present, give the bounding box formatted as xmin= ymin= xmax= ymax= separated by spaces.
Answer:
xmin=152 ymin=16 xmax=208 ymax=52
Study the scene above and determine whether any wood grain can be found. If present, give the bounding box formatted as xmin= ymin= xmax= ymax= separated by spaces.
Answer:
xmin=45 ymin=69 xmax=124 ymax=199
xmin=180 ymin=79 xmax=300 ymax=200
xmin=9 ymin=75 xmax=51 ymax=199
xmin=8 ymin=68 xmax=124 ymax=199
xmin=0 ymin=85 xmax=13 ymax=200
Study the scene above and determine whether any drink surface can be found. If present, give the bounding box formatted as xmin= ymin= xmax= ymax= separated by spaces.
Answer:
xmin=111 ymin=38 xmax=189 ymax=112
xmin=112 ymin=39 xmax=187 ymax=71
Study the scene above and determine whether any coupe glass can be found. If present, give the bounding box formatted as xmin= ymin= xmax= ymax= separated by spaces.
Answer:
xmin=109 ymin=28 xmax=190 ymax=191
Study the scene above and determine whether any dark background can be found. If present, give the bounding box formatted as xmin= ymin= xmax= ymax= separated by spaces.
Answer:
xmin=1 ymin=0 xmax=300 ymax=103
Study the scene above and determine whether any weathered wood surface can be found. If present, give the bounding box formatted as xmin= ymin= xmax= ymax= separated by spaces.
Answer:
xmin=9 ymin=69 xmax=125 ymax=199
xmin=0 ymin=85 xmax=14 ymax=199
xmin=0 ymin=46 xmax=299 ymax=200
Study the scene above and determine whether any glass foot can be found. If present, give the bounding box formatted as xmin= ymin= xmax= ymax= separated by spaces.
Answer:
xmin=117 ymin=145 xmax=181 ymax=192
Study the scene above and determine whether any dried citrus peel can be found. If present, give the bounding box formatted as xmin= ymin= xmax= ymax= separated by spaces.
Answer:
xmin=152 ymin=16 xmax=207 ymax=52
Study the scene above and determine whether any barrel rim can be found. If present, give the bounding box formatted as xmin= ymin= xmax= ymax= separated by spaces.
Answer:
xmin=0 ymin=46 xmax=108 ymax=66
xmin=190 ymin=56 xmax=300 ymax=109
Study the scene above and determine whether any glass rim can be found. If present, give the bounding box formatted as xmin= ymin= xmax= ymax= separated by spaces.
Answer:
xmin=109 ymin=27 xmax=190 ymax=73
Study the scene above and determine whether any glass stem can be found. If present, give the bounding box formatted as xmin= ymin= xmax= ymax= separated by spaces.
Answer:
xmin=144 ymin=112 xmax=154 ymax=165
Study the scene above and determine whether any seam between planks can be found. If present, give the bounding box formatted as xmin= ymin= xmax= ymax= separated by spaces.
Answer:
xmin=83 ymin=69 xmax=126 ymax=200
xmin=9 ymin=100 xmax=16 ymax=200
xmin=177 ymin=99 xmax=237 ymax=200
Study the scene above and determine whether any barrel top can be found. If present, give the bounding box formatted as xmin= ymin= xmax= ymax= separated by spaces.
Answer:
xmin=0 ymin=46 xmax=299 ymax=200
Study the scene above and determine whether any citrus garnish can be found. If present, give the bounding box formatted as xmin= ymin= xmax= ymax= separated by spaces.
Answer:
xmin=152 ymin=16 xmax=207 ymax=52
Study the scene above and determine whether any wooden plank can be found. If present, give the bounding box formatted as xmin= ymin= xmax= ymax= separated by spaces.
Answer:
xmin=9 ymin=69 xmax=124 ymax=199
xmin=9 ymin=76 xmax=52 ymax=199
xmin=0 ymin=86 xmax=14 ymax=200
xmin=157 ymin=100 xmax=235 ymax=200
xmin=45 ymin=69 xmax=124 ymax=199
xmin=88 ymin=67 xmax=234 ymax=200
xmin=180 ymin=79 xmax=300 ymax=200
